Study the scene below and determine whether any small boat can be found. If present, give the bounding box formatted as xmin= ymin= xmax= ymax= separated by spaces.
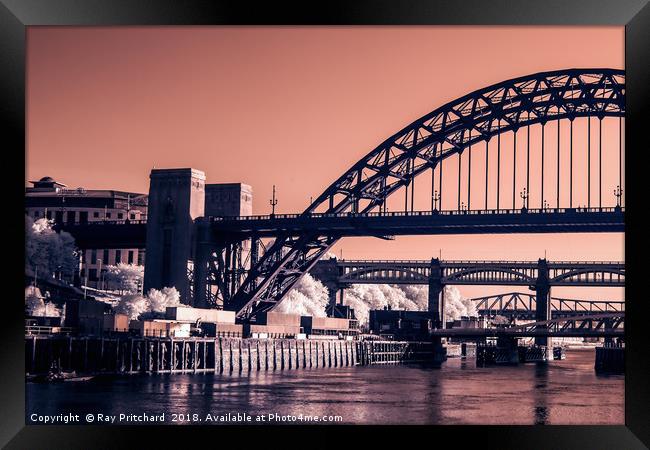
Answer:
xmin=27 ymin=362 xmax=94 ymax=383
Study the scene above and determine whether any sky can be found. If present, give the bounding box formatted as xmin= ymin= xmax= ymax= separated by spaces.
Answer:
xmin=26 ymin=26 xmax=625 ymax=300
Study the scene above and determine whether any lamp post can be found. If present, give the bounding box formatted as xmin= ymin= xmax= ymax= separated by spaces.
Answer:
xmin=520 ymin=188 xmax=529 ymax=210
xmin=432 ymin=190 xmax=440 ymax=212
xmin=269 ymin=185 xmax=277 ymax=216
xmin=614 ymin=185 xmax=623 ymax=208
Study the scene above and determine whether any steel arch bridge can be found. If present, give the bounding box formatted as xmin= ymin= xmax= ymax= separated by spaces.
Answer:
xmin=330 ymin=259 xmax=625 ymax=287
xmin=222 ymin=68 xmax=624 ymax=320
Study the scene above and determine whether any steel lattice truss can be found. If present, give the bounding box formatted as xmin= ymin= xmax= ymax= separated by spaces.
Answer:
xmin=229 ymin=69 xmax=625 ymax=319
xmin=471 ymin=292 xmax=625 ymax=316
xmin=508 ymin=313 xmax=624 ymax=334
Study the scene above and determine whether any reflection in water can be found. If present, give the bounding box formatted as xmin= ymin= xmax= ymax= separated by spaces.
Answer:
xmin=534 ymin=362 xmax=549 ymax=425
xmin=26 ymin=349 xmax=623 ymax=425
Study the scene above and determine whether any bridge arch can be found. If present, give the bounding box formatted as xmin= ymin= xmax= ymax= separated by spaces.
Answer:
xmin=551 ymin=267 xmax=625 ymax=284
xmin=340 ymin=266 xmax=430 ymax=283
xmin=443 ymin=267 xmax=535 ymax=285
xmin=306 ymin=68 xmax=624 ymax=215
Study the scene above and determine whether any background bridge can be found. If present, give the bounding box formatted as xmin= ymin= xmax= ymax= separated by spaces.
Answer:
xmin=469 ymin=292 xmax=624 ymax=319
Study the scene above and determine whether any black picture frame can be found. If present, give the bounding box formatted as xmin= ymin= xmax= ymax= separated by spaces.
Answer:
xmin=2 ymin=1 xmax=648 ymax=448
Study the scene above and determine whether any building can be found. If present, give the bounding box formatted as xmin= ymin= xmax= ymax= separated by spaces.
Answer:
xmin=368 ymin=309 xmax=434 ymax=340
xmin=26 ymin=176 xmax=148 ymax=289
xmin=300 ymin=316 xmax=359 ymax=339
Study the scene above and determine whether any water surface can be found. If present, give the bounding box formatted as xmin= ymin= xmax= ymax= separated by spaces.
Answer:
xmin=26 ymin=349 xmax=623 ymax=425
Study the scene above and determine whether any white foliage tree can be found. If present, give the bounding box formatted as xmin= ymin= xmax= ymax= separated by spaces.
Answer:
xmin=276 ymin=274 xmax=329 ymax=317
xmin=443 ymin=285 xmax=478 ymax=322
xmin=104 ymin=263 xmax=144 ymax=294
xmin=114 ymin=287 xmax=181 ymax=320
xmin=25 ymin=216 xmax=78 ymax=280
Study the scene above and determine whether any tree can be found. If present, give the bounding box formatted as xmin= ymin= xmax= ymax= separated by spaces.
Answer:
xmin=25 ymin=215 xmax=78 ymax=281
xmin=104 ymin=263 xmax=144 ymax=294
xmin=114 ymin=287 xmax=181 ymax=320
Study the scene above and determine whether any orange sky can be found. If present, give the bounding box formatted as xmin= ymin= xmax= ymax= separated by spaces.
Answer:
xmin=26 ymin=26 xmax=624 ymax=300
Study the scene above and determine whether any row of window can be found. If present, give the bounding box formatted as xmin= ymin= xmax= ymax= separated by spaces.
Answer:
xmin=81 ymin=249 xmax=140 ymax=266
xmin=28 ymin=209 xmax=137 ymax=223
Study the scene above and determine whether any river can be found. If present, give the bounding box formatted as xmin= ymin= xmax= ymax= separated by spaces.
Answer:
xmin=26 ymin=348 xmax=623 ymax=425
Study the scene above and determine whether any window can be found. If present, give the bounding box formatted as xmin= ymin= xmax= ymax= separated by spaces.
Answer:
xmin=34 ymin=211 xmax=40 ymax=218
xmin=128 ymin=250 xmax=134 ymax=264
xmin=118 ymin=213 xmax=123 ymax=219
xmin=115 ymin=250 xmax=121 ymax=264
xmin=79 ymin=211 xmax=88 ymax=224
xmin=91 ymin=249 xmax=97 ymax=265
xmin=106 ymin=213 xmax=112 ymax=219
xmin=137 ymin=250 xmax=145 ymax=266
xmin=55 ymin=211 xmax=64 ymax=224
xmin=46 ymin=210 xmax=52 ymax=219
xmin=93 ymin=212 xmax=100 ymax=218
xmin=88 ymin=269 xmax=98 ymax=281
xmin=130 ymin=213 xmax=136 ymax=220
xmin=103 ymin=249 xmax=109 ymax=265
xmin=66 ymin=211 xmax=76 ymax=223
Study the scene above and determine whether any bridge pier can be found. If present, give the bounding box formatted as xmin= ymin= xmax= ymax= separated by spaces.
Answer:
xmin=310 ymin=257 xmax=349 ymax=317
xmin=534 ymin=258 xmax=552 ymax=353
xmin=428 ymin=258 xmax=444 ymax=328
xmin=192 ymin=219 xmax=212 ymax=308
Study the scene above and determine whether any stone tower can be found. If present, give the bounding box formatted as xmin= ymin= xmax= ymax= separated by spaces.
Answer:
xmin=143 ymin=168 xmax=205 ymax=304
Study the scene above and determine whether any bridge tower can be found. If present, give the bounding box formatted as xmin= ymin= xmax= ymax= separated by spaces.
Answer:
xmin=428 ymin=258 xmax=444 ymax=328
xmin=534 ymin=258 xmax=552 ymax=349
xmin=143 ymin=168 xmax=205 ymax=304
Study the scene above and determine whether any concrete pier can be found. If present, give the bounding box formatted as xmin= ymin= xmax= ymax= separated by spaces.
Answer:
xmin=595 ymin=344 xmax=625 ymax=373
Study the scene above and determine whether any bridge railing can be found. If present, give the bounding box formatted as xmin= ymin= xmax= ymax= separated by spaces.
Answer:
xmin=207 ymin=206 xmax=624 ymax=222
xmin=337 ymin=259 xmax=624 ymax=266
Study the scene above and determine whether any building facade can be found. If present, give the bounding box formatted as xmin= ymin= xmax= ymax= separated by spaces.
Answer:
xmin=25 ymin=176 xmax=148 ymax=289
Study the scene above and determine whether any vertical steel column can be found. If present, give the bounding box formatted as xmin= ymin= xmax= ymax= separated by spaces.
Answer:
xmin=619 ymin=116 xmax=622 ymax=195
xmin=557 ymin=120 xmax=561 ymax=208
xmin=599 ymin=118 xmax=602 ymax=209
xmin=512 ymin=128 xmax=517 ymax=209
xmin=404 ymin=159 xmax=409 ymax=213
xmin=457 ymin=150 xmax=462 ymax=211
xmin=570 ymin=119 xmax=573 ymax=208
xmin=587 ymin=116 xmax=591 ymax=208
xmin=496 ymin=121 xmax=501 ymax=211
xmin=439 ymin=147 xmax=443 ymax=210
xmin=484 ymin=139 xmax=489 ymax=210
xmin=467 ymin=130 xmax=472 ymax=210
xmin=541 ymin=122 xmax=545 ymax=208
xmin=526 ymin=119 xmax=530 ymax=209
xmin=411 ymin=158 xmax=415 ymax=212
xmin=430 ymin=163 xmax=435 ymax=211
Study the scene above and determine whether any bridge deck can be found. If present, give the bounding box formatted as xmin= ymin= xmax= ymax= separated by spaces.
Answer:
xmin=208 ymin=207 xmax=624 ymax=237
